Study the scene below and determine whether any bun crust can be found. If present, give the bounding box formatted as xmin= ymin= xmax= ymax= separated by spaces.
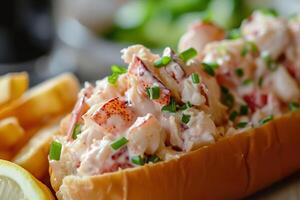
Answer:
xmin=51 ymin=110 xmax=300 ymax=200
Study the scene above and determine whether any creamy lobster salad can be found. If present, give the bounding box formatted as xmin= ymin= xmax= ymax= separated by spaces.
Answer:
xmin=49 ymin=10 xmax=300 ymax=183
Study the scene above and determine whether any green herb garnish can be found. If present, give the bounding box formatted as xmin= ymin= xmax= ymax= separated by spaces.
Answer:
xmin=191 ymin=73 xmax=200 ymax=84
xmin=111 ymin=137 xmax=128 ymax=150
xmin=288 ymin=102 xmax=300 ymax=111
xmin=235 ymin=68 xmax=244 ymax=78
xmin=241 ymin=41 xmax=258 ymax=57
xmin=240 ymin=105 xmax=248 ymax=115
xmin=227 ymin=29 xmax=241 ymax=40
xmin=259 ymin=115 xmax=274 ymax=125
xmin=146 ymin=86 xmax=160 ymax=100
xmin=147 ymin=155 xmax=161 ymax=163
xmin=154 ymin=56 xmax=171 ymax=68
xmin=178 ymin=102 xmax=192 ymax=111
xmin=108 ymin=65 xmax=127 ymax=84
xmin=49 ymin=141 xmax=62 ymax=161
xmin=243 ymin=79 xmax=253 ymax=86
xmin=72 ymin=123 xmax=81 ymax=139
xmin=261 ymin=51 xmax=278 ymax=71
xmin=237 ymin=122 xmax=248 ymax=129
xmin=229 ymin=111 xmax=238 ymax=121
xmin=179 ymin=48 xmax=197 ymax=62
xmin=202 ymin=62 xmax=219 ymax=76
xmin=181 ymin=114 xmax=191 ymax=124
xmin=221 ymin=86 xmax=235 ymax=109
xmin=131 ymin=155 xmax=145 ymax=166
xmin=161 ymin=98 xmax=177 ymax=113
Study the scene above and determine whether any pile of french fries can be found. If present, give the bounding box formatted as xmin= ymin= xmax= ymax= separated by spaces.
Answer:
xmin=0 ymin=72 xmax=79 ymax=182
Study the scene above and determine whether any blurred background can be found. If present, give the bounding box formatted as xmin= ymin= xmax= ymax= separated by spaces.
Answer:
xmin=0 ymin=0 xmax=300 ymax=85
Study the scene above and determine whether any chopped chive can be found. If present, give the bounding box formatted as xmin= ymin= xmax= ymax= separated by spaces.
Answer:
xmin=241 ymin=41 xmax=258 ymax=57
xmin=108 ymin=73 xmax=119 ymax=84
xmin=227 ymin=29 xmax=241 ymax=40
xmin=202 ymin=62 xmax=218 ymax=76
xmin=258 ymin=8 xmax=278 ymax=17
xmin=259 ymin=115 xmax=273 ymax=125
xmin=154 ymin=56 xmax=171 ymax=68
xmin=221 ymin=86 xmax=234 ymax=109
xmin=49 ymin=141 xmax=62 ymax=161
xmin=108 ymin=65 xmax=127 ymax=84
xmin=236 ymin=122 xmax=248 ymax=129
xmin=191 ymin=73 xmax=200 ymax=84
xmin=221 ymin=86 xmax=229 ymax=94
xmin=147 ymin=155 xmax=161 ymax=163
xmin=161 ymin=98 xmax=177 ymax=113
xmin=72 ymin=124 xmax=82 ymax=140
xmin=131 ymin=155 xmax=145 ymax=165
xmin=288 ymin=102 xmax=300 ymax=111
xmin=243 ymin=79 xmax=253 ymax=86
xmin=111 ymin=137 xmax=128 ymax=150
xmin=111 ymin=65 xmax=127 ymax=74
xmin=258 ymin=76 xmax=264 ymax=88
xmin=178 ymin=102 xmax=192 ymax=111
xmin=229 ymin=111 xmax=238 ymax=121
xmin=261 ymin=51 xmax=278 ymax=71
xmin=235 ymin=68 xmax=244 ymax=78
xmin=181 ymin=114 xmax=191 ymax=124
xmin=146 ymin=86 xmax=160 ymax=100
xmin=240 ymin=105 xmax=249 ymax=115
xmin=179 ymin=48 xmax=197 ymax=62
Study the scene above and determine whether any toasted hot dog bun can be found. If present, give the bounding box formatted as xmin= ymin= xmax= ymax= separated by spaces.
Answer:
xmin=50 ymin=109 xmax=300 ymax=200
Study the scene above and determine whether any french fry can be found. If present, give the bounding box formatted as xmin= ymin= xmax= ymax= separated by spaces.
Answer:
xmin=0 ymin=72 xmax=29 ymax=108
xmin=13 ymin=123 xmax=60 ymax=180
xmin=0 ymin=150 xmax=13 ymax=160
xmin=0 ymin=73 xmax=80 ymax=129
xmin=0 ymin=117 xmax=24 ymax=149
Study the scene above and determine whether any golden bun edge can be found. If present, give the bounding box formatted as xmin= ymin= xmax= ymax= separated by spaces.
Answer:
xmin=51 ymin=109 xmax=300 ymax=200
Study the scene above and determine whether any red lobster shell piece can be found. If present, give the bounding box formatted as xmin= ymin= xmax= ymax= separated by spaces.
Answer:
xmin=92 ymin=97 xmax=135 ymax=134
xmin=129 ymin=56 xmax=171 ymax=105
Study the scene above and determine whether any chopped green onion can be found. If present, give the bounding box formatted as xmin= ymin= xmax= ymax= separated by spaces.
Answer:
xmin=221 ymin=86 xmax=234 ymax=109
xmin=191 ymin=73 xmax=200 ymax=84
xmin=259 ymin=115 xmax=274 ymax=125
xmin=229 ymin=111 xmax=238 ymax=121
xmin=202 ymin=62 xmax=219 ymax=76
xmin=147 ymin=155 xmax=161 ymax=163
xmin=243 ymin=79 xmax=253 ymax=86
xmin=221 ymin=86 xmax=229 ymax=94
xmin=108 ymin=65 xmax=127 ymax=84
xmin=288 ymin=102 xmax=300 ymax=111
xmin=108 ymin=73 xmax=119 ymax=84
xmin=237 ymin=122 xmax=248 ymax=129
xmin=258 ymin=8 xmax=278 ymax=17
xmin=179 ymin=48 xmax=197 ymax=62
xmin=258 ymin=76 xmax=264 ymax=88
xmin=240 ymin=105 xmax=248 ymax=115
xmin=154 ymin=56 xmax=171 ymax=68
xmin=72 ymin=124 xmax=82 ymax=140
xmin=161 ymin=98 xmax=177 ymax=113
xmin=111 ymin=65 xmax=127 ymax=74
xmin=49 ymin=141 xmax=62 ymax=161
xmin=227 ymin=29 xmax=241 ymax=40
xmin=146 ymin=86 xmax=160 ymax=100
xmin=178 ymin=102 xmax=192 ymax=111
xmin=181 ymin=114 xmax=191 ymax=124
xmin=241 ymin=41 xmax=258 ymax=57
xmin=131 ymin=155 xmax=145 ymax=165
xmin=261 ymin=51 xmax=278 ymax=71
xmin=111 ymin=137 xmax=128 ymax=150
xmin=235 ymin=68 xmax=244 ymax=78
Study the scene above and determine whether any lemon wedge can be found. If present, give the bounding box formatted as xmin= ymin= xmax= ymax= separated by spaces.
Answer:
xmin=0 ymin=159 xmax=54 ymax=200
